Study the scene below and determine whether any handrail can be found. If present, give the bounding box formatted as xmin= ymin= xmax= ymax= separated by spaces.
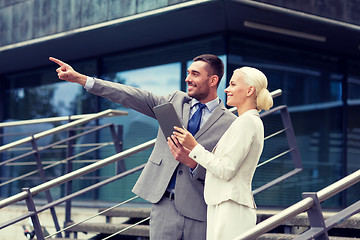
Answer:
xmin=3 ymin=142 xmax=116 ymax=157
xmin=0 ymin=109 xmax=127 ymax=153
xmin=0 ymin=122 xmax=116 ymax=167
xmin=0 ymin=138 xmax=155 ymax=209
xmin=0 ymin=141 xmax=111 ymax=187
xmin=0 ymin=112 xmax=123 ymax=128
xmin=0 ymin=165 xmax=145 ymax=230
xmin=234 ymin=168 xmax=360 ymax=240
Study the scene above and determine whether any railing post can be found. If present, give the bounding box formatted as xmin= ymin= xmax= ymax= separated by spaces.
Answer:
xmin=22 ymin=188 xmax=45 ymax=240
xmin=253 ymin=105 xmax=303 ymax=196
xmin=31 ymin=136 xmax=63 ymax=238
xmin=64 ymin=126 xmax=75 ymax=238
xmin=109 ymin=124 xmax=125 ymax=174
xmin=280 ymin=107 xmax=302 ymax=169
xmin=300 ymin=192 xmax=329 ymax=240
xmin=0 ymin=127 xmax=6 ymax=197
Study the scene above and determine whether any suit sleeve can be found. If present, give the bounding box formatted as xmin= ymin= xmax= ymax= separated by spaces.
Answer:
xmin=88 ymin=78 xmax=173 ymax=118
xmin=188 ymin=116 xmax=256 ymax=181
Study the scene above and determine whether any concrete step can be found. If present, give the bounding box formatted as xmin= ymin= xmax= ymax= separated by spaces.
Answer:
xmin=36 ymin=239 xmax=84 ymax=240
xmin=258 ymin=233 xmax=296 ymax=240
xmin=65 ymin=208 xmax=360 ymax=239
xmin=256 ymin=209 xmax=360 ymax=229
xmin=99 ymin=207 xmax=151 ymax=219
xmin=258 ymin=233 xmax=359 ymax=240
xmin=39 ymin=234 xmax=358 ymax=240
xmin=65 ymin=222 xmax=149 ymax=237
xmin=98 ymin=207 xmax=360 ymax=230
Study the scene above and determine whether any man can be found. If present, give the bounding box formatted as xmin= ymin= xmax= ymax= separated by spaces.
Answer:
xmin=50 ymin=54 xmax=236 ymax=240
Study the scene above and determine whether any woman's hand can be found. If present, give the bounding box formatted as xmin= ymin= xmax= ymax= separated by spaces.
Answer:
xmin=172 ymin=126 xmax=198 ymax=151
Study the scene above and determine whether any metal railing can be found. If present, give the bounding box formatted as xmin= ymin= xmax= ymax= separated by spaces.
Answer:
xmin=0 ymin=109 xmax=127 ymax=238
xmin=0 ymin=112 xmax=122 ymax=128
xmin=0 ymin=89 xmax=307 ymax=239
xmin=0 ymin=109 xmax=127 ymax=152
xmin=0 ymin=109 xmax=128 ymax=186
xmin=233 ymin=168 xmax=360 ymax=240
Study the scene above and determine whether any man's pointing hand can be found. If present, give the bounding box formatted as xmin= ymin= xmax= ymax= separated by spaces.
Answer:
xmin=49 ymin=57 xmax=87 ymax=86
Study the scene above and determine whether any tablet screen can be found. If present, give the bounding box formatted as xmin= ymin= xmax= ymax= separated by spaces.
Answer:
xmin=153 ymin=102 xmax=182 ymax=140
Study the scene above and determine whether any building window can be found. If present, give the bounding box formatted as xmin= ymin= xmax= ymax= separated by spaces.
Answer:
xmin=346 ymin=59 xmax=360 ymax=205
xmin=229 ymin=35 xmax=345 ymax=207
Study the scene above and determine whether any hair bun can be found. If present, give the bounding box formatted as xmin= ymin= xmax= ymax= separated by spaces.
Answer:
xmin=257 ymin=88 xmax=273 ymax=111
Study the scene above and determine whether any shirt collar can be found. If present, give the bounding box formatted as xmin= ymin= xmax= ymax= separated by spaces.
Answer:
xmin=191 ymin=97 xmax=220 ymax=113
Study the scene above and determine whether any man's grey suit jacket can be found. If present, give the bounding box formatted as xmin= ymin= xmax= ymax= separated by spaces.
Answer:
xmin=89 ymin=78 xmax=236 ymax=222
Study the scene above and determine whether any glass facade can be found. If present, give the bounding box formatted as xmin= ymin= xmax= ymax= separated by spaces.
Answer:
xmin=227 ymin=37 xmax=346 ymax=207
xmin=0 ymin=34 xmax=359 ymax=208
xmin=346 ymin=60 xmax=360 ymax=205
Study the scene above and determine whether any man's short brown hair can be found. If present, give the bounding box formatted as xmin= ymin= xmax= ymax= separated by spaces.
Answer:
xmin=193 ymin=54 xmax=224 ymax=87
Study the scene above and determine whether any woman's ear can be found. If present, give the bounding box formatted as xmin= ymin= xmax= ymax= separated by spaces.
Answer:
xmin=247 ymin=86 xmax=256 ymax=96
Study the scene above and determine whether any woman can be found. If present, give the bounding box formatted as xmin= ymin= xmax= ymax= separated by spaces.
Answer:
xmin=167 ymin=66 xmax=273 ymax=240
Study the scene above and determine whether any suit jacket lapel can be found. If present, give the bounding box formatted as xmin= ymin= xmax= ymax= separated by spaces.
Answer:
xmin=194 ymin=101 xmax=226 ymax=139
xmin=182 ymin=99 xmax=191 ymax=128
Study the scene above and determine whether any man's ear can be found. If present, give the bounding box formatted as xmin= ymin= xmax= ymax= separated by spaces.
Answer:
xmin=210 ymin=75 xmax=219 ymax=87
xmin=247 ymin=86 xmax=256 ymax=96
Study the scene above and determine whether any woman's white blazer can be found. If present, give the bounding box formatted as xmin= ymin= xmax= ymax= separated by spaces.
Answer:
xmin=189 ymin=109 xmax=264 ymax=208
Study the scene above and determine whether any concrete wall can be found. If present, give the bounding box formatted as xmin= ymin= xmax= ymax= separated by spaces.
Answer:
xmin=1 ymin=0 xmax=360 ymax=48
xmin=256 ymin=0 xmax=360 ymax=25
xmin=0 ymin=0 xmax=188 ymax=47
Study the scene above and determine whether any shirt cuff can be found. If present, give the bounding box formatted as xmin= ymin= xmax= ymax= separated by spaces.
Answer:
xmin=189 ymin=144 xmax=203 ymax=161
xmin=189 ymin=144 xmax=204 ymax=176
xmin=84 ymin=77 xmax=95 ymax=91
xmin=189 ymin=164 xmax=199 ymax=177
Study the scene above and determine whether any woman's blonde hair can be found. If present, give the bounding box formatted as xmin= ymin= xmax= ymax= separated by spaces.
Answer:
xmin=238 ymin=66 xmax=273 ymax=111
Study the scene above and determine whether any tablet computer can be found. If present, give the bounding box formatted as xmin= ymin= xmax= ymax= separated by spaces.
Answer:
xmin=153 ymin=102 xmax=183 ymax=140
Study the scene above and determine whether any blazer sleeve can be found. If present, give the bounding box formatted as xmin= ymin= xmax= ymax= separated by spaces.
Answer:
xmin=88 ymin=77 xmax=173 ymax=118
xmin=189 ymin=116 xmax=256 ymax=181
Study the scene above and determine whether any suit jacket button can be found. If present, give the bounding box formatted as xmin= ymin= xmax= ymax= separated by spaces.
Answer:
xmin=178 ymin=170 xmax=183 ymax=175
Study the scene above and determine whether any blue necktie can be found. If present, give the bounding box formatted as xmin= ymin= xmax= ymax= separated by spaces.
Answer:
xmin=168 ymin=103 xmax=206 ymax=190
xmin=187 ymin=103 xmax=206 ymax=136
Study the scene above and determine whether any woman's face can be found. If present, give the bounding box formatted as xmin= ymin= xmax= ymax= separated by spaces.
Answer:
xmin=224 ymin=70 xmax=251 ymax=107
